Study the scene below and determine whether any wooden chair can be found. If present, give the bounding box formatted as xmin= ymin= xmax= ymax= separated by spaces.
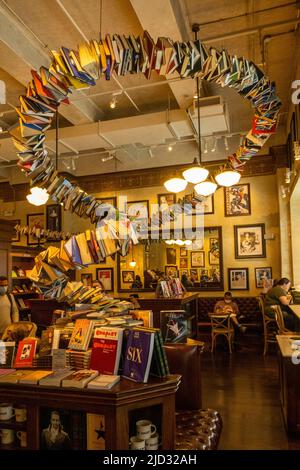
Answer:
xmin=256 ymin=296 xmax=277 ymax=355
xmin=1 ymin=321 xmax=37 ymax=344
xmin=209 ymin=314 xmax=234 ymax=354
xmin=271 ymin=305 xmax=296 ymax=335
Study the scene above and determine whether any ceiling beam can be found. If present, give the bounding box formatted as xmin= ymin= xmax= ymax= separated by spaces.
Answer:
xmin=0 ymin=2 xmax=103 ymax=125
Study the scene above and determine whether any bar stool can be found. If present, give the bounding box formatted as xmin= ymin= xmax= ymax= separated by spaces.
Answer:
xmin=256 ymin=296 xmax=277 ymax=355
xmin=209 ymin=314 xmax=234 ymax=354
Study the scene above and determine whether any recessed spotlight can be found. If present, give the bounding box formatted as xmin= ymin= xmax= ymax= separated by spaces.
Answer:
xmin=168 ymin=145 xmax=173 ymax=152
xmin=110 ymin=96 xmax=117 ymax=109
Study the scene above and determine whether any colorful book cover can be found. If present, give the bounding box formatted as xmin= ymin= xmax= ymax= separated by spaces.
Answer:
xmin=90 ymin=327 xmax=123 ymax=375
xmin=131 ymin=310 xmax=153 ymax=328
xmin=68 ymin=319 xmax=94 ymax=351
xmin=14 ymin=338 xmax=38 ymax=368
xmin=160 ymin=310 xmax=188 ymax=344
xmin=0 ymin=341 xmax=16 ymax=368
xmin=86 ymin=413 xmax=105 ymax=450
xmin=122 ymin=329 xmax=155 ymax=383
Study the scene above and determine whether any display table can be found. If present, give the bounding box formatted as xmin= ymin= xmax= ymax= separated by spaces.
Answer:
xmin=276 ymin=335 xmax=300 ymax=435
xmin=122 ymin=292 xmax=199 ymax=337
xmin=0 ymin=375 xmax=181 ymax=450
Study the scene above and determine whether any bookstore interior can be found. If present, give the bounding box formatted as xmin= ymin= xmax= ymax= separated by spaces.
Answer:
xmin=0 ymin=0 xmax=300 ymax=453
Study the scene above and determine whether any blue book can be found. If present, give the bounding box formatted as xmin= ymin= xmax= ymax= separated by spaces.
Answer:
xmin=122 ymin=329 xmax=155 ymax=383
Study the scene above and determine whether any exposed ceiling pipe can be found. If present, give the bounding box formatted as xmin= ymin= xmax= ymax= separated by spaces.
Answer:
xmin=55 ymin=0 xmax=140 ymax=113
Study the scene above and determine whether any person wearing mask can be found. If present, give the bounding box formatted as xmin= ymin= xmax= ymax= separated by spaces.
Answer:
xmin=214 ymin=291 xmax=247 ymax=333
xmin=0 ymin=276 xmax=19 ymax=337
xmin=264 ymin=277 xmax=295 ymax=330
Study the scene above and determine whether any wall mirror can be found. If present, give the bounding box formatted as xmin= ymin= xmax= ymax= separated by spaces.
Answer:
xmin=117 ymin=226 xmax=223 ymax=292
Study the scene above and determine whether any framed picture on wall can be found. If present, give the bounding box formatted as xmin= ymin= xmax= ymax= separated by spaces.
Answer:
xmin=224 ymin=184 xmax=251 ymax=216
xmin=46 ymin=204 xmax=62 ymax=236
xmin=190 ymin=269 xmax=199 ymax=282
xmin=234 ymin=224 xmax=266 ymax=258
xmin=255 ymin=267 xmax=273 ymax=288
xmin=190 ymin=251 xmax=205 ymax=267
xmin=203 ymin=195 xmax=214 ymax=214
xmin=157 ymin=193 xmax=176 ymax=209
xmin=180 ymin=247 xmax=187 ymax=257
xmin=122 ymin=270 xmax=135 ymax=284
xmin=209 ymin=251 xmax=219 ymax=265
xmin=166 ymin=247 xmax=177 ymax=265
xmin=125 ymin=200 xmax=149 ymax=236
xmin=96 ymin=268 xmax=114 ymax=292
xmin=165 ymin=266 xmax=178 ymax=277
xmin=27 ymin=213 xmax=45 ymax=245
xmin=96 ymin=196 xmax=117 ymax=208
xmin=81 ymin=273 xmax=93 ymax=287
xmin=179 ymin=269 xmax=189 ymax=278
xmin=181 ymin=193 xmax=214 ymax=215
xmin=228 ymin=268 xmax=249 ymax=290
xmin=11 ymin=219 xmax=20 ymax=242
xmin=179 ymin=258 xmax=188 ymax=269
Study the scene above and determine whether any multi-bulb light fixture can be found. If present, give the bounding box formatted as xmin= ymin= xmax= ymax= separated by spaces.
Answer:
xmin=164 ymin=24 xmax=241 ymax=196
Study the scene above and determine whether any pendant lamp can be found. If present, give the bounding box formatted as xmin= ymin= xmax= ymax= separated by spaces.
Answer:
xmin=215 ymin=169 xmax=241 ymax=187
xmin=26 ymin=187 xmax=49 ymax=206
xmin=164 ymin=177 xmax=187 ymax=193
xmin=194 ymin=178 xmax=218 ymax=197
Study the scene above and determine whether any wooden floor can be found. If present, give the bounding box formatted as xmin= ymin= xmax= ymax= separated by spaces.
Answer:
xmin=201 ymin=349 xmax=300 ymax=450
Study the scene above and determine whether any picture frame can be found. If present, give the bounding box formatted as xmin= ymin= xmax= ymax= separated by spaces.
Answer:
xmin=11 ymin=219 xmax=20 ymax=242
xmin=96 ymin=196 xmax=117 ymax=208
xmin=189 ymin=269 xmax=199 ymax=282
xmin=125 ymin=200 xmax=149 ymax=236
xmin=179 ymin=258 xmax=188 ymax=269
xmin=165 ymin=266 xmax=178 ymax=277
xmin=255 ymin=267 xmax=273 ymax=288
xmin=81 ymin=273 xmax=93 ymax=287
xmin=190 ymin=251 xmax=205 ymax=267
xmin=166 ymin=247 xmax=177 ymax=265
xmin=209 ymin=237 xmax=218 ymax=249
xmin=122 ymin=270 xmax=135 ymax=284
xmin=182 ymin=193 xmax=214 ymax=215
xmin=46 ymin=204 xmax=62 ymax=237
xmin=234 ymin=224 xmax=266 ymax=259
xmin=179 ymin=269 xmax=189 ymax=279
xmin=228 ymin=268 xmax=249 ymax=290
xmin=224 ymin=184 xmax=251 ymax=217
xmin=26 ymin=213 xmax=45 ymax=245
xmin=180 ymin=247 xmax=187 ymax=257
xmin=157 ymin=193 xmax=176 ymax=209
xmin=96 ymin=268 xmax=114 ymax=292
xmin=209 ymin=251 xmax=220 ymax=265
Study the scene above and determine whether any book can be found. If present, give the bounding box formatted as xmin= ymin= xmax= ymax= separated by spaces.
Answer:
xmin=14 ymin=338 xmax=38 ymax=368
xmin=0 ymin=368 xmax=16 ymax=377
xmin=87 ymin=374 xmax=120 ymax=390
xmin=39 ymin=368 xmax=73 ymax=387
xmin=38 ymin=328 xmax=55 ymax=357
xmin=0 ymin=369 xmax=33 ymax=383
xmin=61 ymin=369 xmax=99 ymax=388
xmin=19 ymin=370 xmax=53 ymax=385
xmin=131 ymin=310 xmax=153 ymax=328
xmin=68 ymin=319 xmax=94 ymax=351
xmin=0 ymin=342 xmax=16 ymax=368
xmin=86 ymin=413 xmax=105 ymax=450
xmin=90 ymin=327 xmax=123 ymax=375
xmin=122 ymin=328 xmax=155 ymax=383
xmin=160 ymin=310 xmax=188 ymax=343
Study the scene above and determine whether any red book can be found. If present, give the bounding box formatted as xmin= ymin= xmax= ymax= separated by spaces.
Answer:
xmin=14 ymin=338 xmax=38 ymax=368
xmin=90 ymin=327 xmax=123 ymax=375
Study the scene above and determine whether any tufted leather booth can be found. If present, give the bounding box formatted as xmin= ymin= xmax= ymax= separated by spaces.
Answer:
xmin=198 ymin=296 xmax=262 ymax=332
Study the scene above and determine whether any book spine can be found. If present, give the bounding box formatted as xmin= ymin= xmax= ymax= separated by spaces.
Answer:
xmin=157 ymin=330 xmax=170 ymax=375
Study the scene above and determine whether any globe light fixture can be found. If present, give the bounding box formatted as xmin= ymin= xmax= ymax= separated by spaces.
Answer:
xmin=129 ymin=259 xmax=136 ymax=267
xmin=26 ymin=187 xmax=49 ymax=206
xmin=164 ymin=177 xmax=188 ymax=193
xmin=175 ymin=239 xmax=185 ymax=246
xmin=194 ymin=180 xmax=217 ymax=197
xmin=215 ymin=169 xmax=241 ymax=187
xmin=182 ymin=158 xmax=209 ymax=184
xmin=184 ymin=240 xmax=192 ymax=246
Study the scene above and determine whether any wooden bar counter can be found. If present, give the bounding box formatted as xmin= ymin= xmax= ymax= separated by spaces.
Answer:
xmin=0 ymin=375 xmax=181 ymax=450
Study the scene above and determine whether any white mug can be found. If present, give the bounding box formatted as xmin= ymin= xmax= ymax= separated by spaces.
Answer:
xmin=17 ymin=431 xmax=27 ymax=448
xmin=136 ymin=420 xmax=156 ymax=441
xmin=129 ymin=436 xmax=146 ymax=450
xmin=0 ymin=403 xmax=15 ymax=421
xmin=0 ymin=428 xmax=14 ymax=445
xmin=146 ymin=432 xmax=160 ymax=450
xmin=14 ymin=406 xmax=27 ymax=423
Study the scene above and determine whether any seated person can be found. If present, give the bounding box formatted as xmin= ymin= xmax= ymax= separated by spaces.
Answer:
xmin=144 ymin=270 xmax=158 ymax=289
xmin=131 ymin=275 xmax=143 ymax=289
xmin=181 ymin=274 xmax=194 ymax=288
xmin=214 ymin=291 xmax=247 ymax=333
xmin=264 ymin=277 xmax=296 ymax=331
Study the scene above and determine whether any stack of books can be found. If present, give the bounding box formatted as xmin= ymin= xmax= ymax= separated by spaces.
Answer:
xmin=66 ymin=349 xmax=92 ymax=370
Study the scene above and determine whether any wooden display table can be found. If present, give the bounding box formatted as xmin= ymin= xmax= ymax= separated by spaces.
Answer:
xmin=276 ymin=335 xmax=300 ymax=435
xmin=0 ymin=375 xmax=181 ymax=450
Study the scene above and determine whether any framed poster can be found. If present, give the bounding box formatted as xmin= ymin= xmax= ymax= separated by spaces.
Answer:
xmin=165 ymin=266 xmax=178 ymax=277
xmin=125 ymin=200 xmax=149 ymax=236
xmin=81 ymin=273 xmax=93 ymax=287
xmin=166 ymin=247 xmax=176 ymax=265
xmin=224 ymin=184 xmax=251 ymax=216
xmin=190 ymin=251 xmax=205 ymax=267
xmin=255 ymin=267 xmax=272 ymax=288
xmin=180 ymin=247 xmax=187 ymax=257
xmin=11 ymin=219 xmax=20 ymax=242
xmin=234 ymin=224 xmax=266 ymax=258
xmin=122 ymin=270 xmax=135 ymax=283
xmin=46 ymin=204 xmax=62 ymax=234
xmin=182 ymin=193 xmax=214 ymax=215
xmin=179 ymin=269 xmax=189 ymax=278
xmin=228 ymin=268 xmax=249 ymax=290
xmin=189 ymin=269 xmax=199 ymax=282
xmin=179 ymin=258 xmax=188 ymax=269
xmin=96 ymin=196 xmax=117 ymax=208
xmin=157 ymin=193 xmax=176 ymax=209
xmin=26 ymin=213 xmax=45 ymax=245
xmin=96 ymin=268 xmax=114 ymax=292
xmin=209 ymin=251 xmax=219 ymax=265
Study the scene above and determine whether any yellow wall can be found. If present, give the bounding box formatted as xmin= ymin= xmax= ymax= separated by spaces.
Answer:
xmin=3 ymin=173 xmax=280 ymax=297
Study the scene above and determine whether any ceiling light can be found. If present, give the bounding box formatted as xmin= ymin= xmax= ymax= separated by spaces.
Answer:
xmin=203 ymin=139 xmax=208 ymax=154
xmin=215 ymin=170 xmax=241 ymax=187
xmin=110 ymin=96 xmax=117 ymax=109
xmin=183 ymin=158 xmax=209 ymax=184
xmin=168 ymin=145 xmax=173 ymax=152
xmin=165 ymin=239 xmax=175 ymax=245
xmin=129 ymin=260 xmax=136 ymax=267
xmin=224 ymin=136 xmax=229 ymax=151
xmin=101 ymin=154 xmax=114 ymax=162
xmin=184 ymin=240 xmax=192 ymax=246
xmin=26 ymin=187 xmax=49 ymax=206
xmin=164 ymin=177 xmax=188 ymax=193
xmin=211 ymin=137 xmax=217 ymax=152
xmin=175 ymin=239 xmax=185 ymax=246
xmin=194 ymin=180 xmax=217 ymax=196
xmin=148 ymin=148 xmax=154 ymax=158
